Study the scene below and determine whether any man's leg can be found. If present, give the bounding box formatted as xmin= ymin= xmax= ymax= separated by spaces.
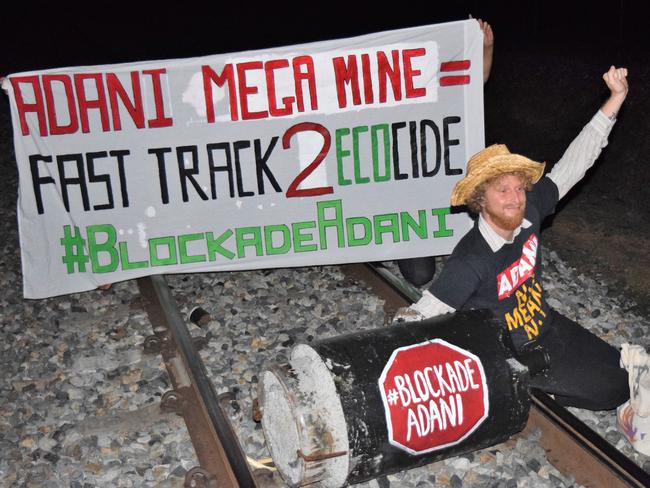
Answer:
xmin=397 ymin=257 xmax=436 ymax=287
xmin=529 ymin=311 xmax=629 ymax=411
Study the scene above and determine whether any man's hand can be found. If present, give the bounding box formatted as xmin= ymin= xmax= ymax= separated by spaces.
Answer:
xmin=392 ymin=307 xmax=424 ymax=324
xmin=478 ymin=19 xmax=494 ymax=49
xmin=601 ymin=66 xmax=628 ymax=119
xmin=603 ymin=65 xmax=628 ymax=98
xmin=477 ymin=18 xmax=494 ymax=83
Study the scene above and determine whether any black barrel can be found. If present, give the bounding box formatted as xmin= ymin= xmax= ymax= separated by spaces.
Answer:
xmin=258 ymin=310 xmax=530 ymax=487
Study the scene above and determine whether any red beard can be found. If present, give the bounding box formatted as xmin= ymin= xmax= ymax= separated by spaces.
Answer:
xmin=485 ymin=205 xmax=525 ymax=231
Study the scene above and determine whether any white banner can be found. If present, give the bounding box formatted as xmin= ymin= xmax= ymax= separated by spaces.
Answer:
xmin=5 ymin=20 xmax=483 ymax=298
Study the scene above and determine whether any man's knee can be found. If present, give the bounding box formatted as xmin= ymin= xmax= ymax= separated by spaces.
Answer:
xmin=554 ymin=370 xmax=629 ymax=411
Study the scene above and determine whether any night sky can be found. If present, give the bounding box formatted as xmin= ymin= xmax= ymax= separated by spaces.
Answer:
xmin=2 ymin=2 xmax=645 ymax=75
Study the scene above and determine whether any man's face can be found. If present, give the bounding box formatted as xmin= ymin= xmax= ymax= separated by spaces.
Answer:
xmin=481 ymin=173 xmax=527 ymax=235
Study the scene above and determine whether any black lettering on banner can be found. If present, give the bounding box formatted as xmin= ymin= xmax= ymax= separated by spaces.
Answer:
xmin=207 ymin=142 xmax=235 ymax=199
xmin=254 ymin=137 xmax=281 ymax=195
xmin=420 ymin=119 xmax=441 ymax=177
xmin=148 ymin=147 xmax=172 ymax=204
xmin=57 ymin=153 xmax=90 ymax=212
xmin=391 ymin=121 xmax=408 ymax=180
xmin=233 ymin=141 xmax=254 ymax=197
xmin=29 ymin=154 xmax=55 ymax=215
xmin=110 ymin=150 xmax=130 ymax=208
xmin=86 ymin=150 xmax=131 ymax=210
xmin=176 ymin=145 xmax=209 ymax=202
xmin=87 ymin=151 xmax=114 ymax=210
xmin=29 ymin=150 xmax=130 ymax=214
xmin=443 ymin=116 xmax=462 ymax=175
xmin=409 ymin=121 xmax=419 ymax=178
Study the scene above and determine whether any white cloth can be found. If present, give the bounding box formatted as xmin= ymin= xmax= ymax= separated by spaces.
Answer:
xmin=617 ymin=343 xmax=650 ymax=456
xmin=411 ymin=290 xmax=455 ymax=316
xmin=620 ymin=343 xmax=650 ymax=417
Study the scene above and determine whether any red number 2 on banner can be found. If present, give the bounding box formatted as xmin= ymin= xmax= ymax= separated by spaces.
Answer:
xmin=282 ymin=122 xmax=334 ymax=198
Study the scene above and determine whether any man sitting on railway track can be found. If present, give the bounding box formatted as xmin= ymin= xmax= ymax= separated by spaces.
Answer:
xmin=395 ymin=66 xmax=630 ymax=411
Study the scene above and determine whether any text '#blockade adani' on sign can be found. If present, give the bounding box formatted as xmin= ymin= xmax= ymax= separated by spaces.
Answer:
xmin=4 ymin=20 xmax=484 ymax=298
xmin=379 ymin=339 xmax=489 ymax=455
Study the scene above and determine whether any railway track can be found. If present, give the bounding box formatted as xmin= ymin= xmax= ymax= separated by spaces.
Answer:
xmin=136 ymin=263 xmax=650 ymax=488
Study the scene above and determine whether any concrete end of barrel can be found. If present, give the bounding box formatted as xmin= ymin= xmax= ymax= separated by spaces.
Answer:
xmin=259 ymin=344 xmax=350 ymax=488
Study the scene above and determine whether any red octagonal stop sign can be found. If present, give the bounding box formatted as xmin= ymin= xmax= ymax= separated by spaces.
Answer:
xmin=378 ymin=339 xmax=489 ymax=455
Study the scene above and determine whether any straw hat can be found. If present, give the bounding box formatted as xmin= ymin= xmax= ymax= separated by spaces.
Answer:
xmin=450 ymin=144 xmax=545 ymax=206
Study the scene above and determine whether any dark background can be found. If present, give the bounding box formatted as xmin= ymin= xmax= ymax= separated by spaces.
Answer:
xmin=1 ymin=2 xmax=647 ymax=72
xmin=2 ymin=0 xmax=650 ymax=300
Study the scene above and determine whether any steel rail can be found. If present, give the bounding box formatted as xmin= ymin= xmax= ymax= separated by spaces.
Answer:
xmin=346 ymin=262 xmax=650 ymax=488
xmin=138 ymin=275 xmax=258 ymax=488
xmin=529 ymin=388 xmax=650 ymax=487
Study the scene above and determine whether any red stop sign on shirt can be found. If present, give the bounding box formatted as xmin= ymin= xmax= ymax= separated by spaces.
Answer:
xmin=378 ymin=339 xmax=489 ymax=455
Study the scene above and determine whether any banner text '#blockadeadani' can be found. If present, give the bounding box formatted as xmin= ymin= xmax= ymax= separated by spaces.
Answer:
xmin=59 ymin=200 xmax=454 ymax=274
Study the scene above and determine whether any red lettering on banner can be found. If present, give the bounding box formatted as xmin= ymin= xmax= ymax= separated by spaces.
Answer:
xmin=203 ymin=64 xmax=238 ymax=122
xmin=333 ymin=48 xmax=428 ymax=109
xmin=333 ymin=55 xmax=361 ymax=108
xmin=293 ymin=56 xmax=318 ymax=112
xmin=237 ymin=61 xmax=268 ymax=120
xmin=497 ymin=234 xmax=539 ymax=300
xmin=282 ymin=123 xmax=333 ymax=197
xmin=377 ymin=50 xmax=402 ymax=103
xmin=74 ymin=73 xmax=110 ymax=133
xmin=11 ymin=76 xmax=48 ymax=136
xmin=106 ymin=72 xmax=145 ymax=130
xmin=403 ymin=48 xmax=427 ymax=98
xmin=265 ymin=59 xmax=293 ymax=117
xmin=10 ymin=69 xmax=173 ymax=136
xmin=43 ymin=75 xmax=79 ymax=135
xmin=202 ymin=56 xmax=318 ymax=122
xmin=361 ymin=53 xmax=374 ymax=104
xmin=142 ymin=69 xmax=173 ymax=128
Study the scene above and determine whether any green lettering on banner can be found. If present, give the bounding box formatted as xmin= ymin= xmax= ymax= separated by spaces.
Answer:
xmin=346 ymin=216 xmax=372 ymax=246
xmin=352 ymin=126 xmax=370 ymax=184
xmin=178 ymin=233 xmax=207 ymax=264
xmin=264 ymin=225 xmax=291 ymax=255
xmin=371 ymin=124 xmax=391 ymax=182
xmin=236 ymin=227 xmax=263 ymax=258
xmin=336 ymin=128 xmax=352 ymax=186
xmin=119 ymin=242 xmax=148 ymax=270
xmin=431 ymin=207 xmax=453 ymax=238
xmin=292 ymin=221 xmax=317 ymax=252
xmin=150 ymin=236 xmax=177 ymax=266
xmin=401 ymin=209 xmax=428 ymax=241
xmin=87 ymin=224 xmax=118 ymax=273
xmin=317 ymin=199 xmax=345 ymax=249
xmin=373 ymin=213 xmax=400 ymax=244
xmin=206 ymin=230 xmax=235 ymax=261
